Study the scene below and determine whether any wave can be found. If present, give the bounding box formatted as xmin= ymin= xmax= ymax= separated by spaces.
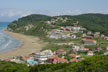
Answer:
xmin=0 ymin=24 xmax=21 ymax=53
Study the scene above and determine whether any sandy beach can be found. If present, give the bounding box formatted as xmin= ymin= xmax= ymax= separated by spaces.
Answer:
xmin=0 ymin=30 xmax=45 ymax=59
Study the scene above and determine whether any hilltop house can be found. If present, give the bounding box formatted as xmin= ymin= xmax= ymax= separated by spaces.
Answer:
xmin=106 ymin=46 xmax=108 ymax=50
xmin=56 ymin=49 xmax=66 ymax=55
xmin=101 ymin=34 xmax=105 ymax=38
xmin=72 ymin=45 xmax=88 ymax=52
xmin=82 ymin=36 xmax=93 ymax=39
xmin=66 ymin=26 xmax=72 ymax=31
xmin=71 ymin=34 xmax=77 ymax=39
xmin=87 ymin=31 xmax=92 ymax=35
xmin=72 ymin=45 xmax=81 ymax=51
xmin=103 ymin=36 xmax=108 ymax=41
xmin=72 ymin=27 xmax=81 ymax=33
xmin=82 ymin=33 xmax=87 ymax=37
xmin=87 ymin=51 xmax=94 ymax=56
xmin=97 ymin=47 xmax=102 ymax=52
xmin=80 ymin=48 xmax=89 ymax=51
xmin=48 ymin=32 xmax=62 ymax=39
xmin=104 ymin=52 xmax=108 ymax=55
xmin=82 ymin=39 xmax=97 ymax=45
xmin=94 ymin=32 xmax=100 ymax=37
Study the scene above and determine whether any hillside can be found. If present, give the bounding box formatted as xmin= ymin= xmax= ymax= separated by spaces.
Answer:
xmin=0 ymin=55 xmax=108 ymax=72
xmin=7 ymin=13 xmax=108 ymax=37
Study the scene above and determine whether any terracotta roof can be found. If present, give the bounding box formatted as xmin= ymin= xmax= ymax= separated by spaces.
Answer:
xmin=51 ymin=30 xmax=56 ymax=32
xmin=22 ymin=56 xmax=29 ymax=61
xmin=57 ymin=58 xmax=68 ymax=63
xmin=72 ymin=58 xmax=78 ymax=62
xmin=49 ymin=56 xmax=54 ymax=59
xmin=68 ymin=54 xmax=76 ymax=57
xmin=82 ymin=39 xmax=96 ymax=42
xmin=56 ymin=49 xmax=65 ymax=52
xmin=84 ymin=48 xmax=89 ymax=50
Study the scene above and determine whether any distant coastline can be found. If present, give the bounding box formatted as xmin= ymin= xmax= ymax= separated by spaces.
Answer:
xmin=0 ymin=30 xmax=45 ymax=59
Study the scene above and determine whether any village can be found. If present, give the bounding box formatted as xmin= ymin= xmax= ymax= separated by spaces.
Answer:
xmin=1 ymin=17 xmax=108 ymax=66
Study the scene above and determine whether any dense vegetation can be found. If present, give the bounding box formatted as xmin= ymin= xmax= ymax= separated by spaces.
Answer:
xmin=8 ymin=13 xmax=108 ymax=37
xmin=0 ymin=55 xmax=108 ymax=72
xmin=0 ymin=61 xmax=30 ymax=72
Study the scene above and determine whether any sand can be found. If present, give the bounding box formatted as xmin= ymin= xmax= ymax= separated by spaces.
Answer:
xmin=0 ymin=30 xmax=45 ymax=59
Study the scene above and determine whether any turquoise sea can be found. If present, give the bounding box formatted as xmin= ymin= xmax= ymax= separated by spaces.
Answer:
xmin=0 ymin=22 xmax=21 ymax=53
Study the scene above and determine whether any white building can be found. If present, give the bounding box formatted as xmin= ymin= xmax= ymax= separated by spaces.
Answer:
xmin=88 ymin=51 xmax=94 ymax=56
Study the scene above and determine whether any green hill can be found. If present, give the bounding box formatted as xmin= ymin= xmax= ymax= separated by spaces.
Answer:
xmin=8 ymin=13 xmax=108 ymax=37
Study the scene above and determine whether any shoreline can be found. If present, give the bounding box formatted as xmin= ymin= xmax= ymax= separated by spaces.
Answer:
xmin=0 ymin=30 xmax=45 ymax=59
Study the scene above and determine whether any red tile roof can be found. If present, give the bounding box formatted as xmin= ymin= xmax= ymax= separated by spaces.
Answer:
xmin=84 ymin=48 xmax=89 ymax=50
xmin=57 ymin=58 xmax=68 ymax=63
xmin=82 ymin=39 xmax=96 ymax=42
xmin=68 ymin=54 xmax=76 ymax=57
xmin=56 ymin=49 xmax=65 ymax=52
xmin=22 ymin=56 xmax=29 ymax=61
xmin=49 ymin=56 xmax=54 ymax=59
xmin=51 ymin=30 xmax=56 ymax=32
xmin=72 ymin=58 xmax=78 ymax=62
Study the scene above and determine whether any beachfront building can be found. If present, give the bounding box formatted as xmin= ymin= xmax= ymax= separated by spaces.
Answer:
xmin=41 ymin=50 xmax=54 ymax=57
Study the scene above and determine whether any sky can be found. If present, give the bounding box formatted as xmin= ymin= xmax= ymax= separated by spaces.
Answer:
xmin=0 ymin=0 xmax=108 ymax=21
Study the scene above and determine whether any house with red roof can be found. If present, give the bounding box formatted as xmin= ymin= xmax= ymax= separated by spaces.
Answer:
xmin=68 ymin=54 xmax=80 ymax=58
xmin=82 ymin=36 xmax=93 ymax=39
xmin=70 ymin=58 xmax=78 ymax=62
xmin=80 ymin=48 xmax=89 ymax=51
xmin=103 ymin=36 xmax=108 ymax=41
xmin=82 ymin=39 xmax=97 ymax=45
xmin=97 ymin=47 xmax=102 ymax=51
xmin=22 ymin=56 xmax=30 ymax=61
xmin=56 ymin=49 xmax=66 ymax=55
xmin=48 ymin=55 xmax=68 ymax=64
xmin=68 ymin=54 xmax=76 ymax=58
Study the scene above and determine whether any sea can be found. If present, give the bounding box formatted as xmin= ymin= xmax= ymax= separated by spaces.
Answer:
xmin=0 ymin=22 xmax=21 ymax=53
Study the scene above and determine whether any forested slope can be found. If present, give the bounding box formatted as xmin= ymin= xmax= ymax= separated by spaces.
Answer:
xmin=8 ymin=13 xmax=108 ymax=37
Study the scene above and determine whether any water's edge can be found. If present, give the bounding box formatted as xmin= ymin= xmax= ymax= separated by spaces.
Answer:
xmin=2 ymin=30 xmax=22 ymax=53
xmin=0 ymin=23 xmax=22 ymax=53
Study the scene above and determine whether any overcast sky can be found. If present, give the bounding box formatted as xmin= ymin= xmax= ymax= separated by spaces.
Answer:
xmin=0 ymin=0 xmax=108 ymax=22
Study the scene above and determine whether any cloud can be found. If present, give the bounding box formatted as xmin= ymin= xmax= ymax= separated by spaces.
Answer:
xmin=0 ymin=9 xmax=33 ymax=17
xmin=0 ymin=9 xmax=108 ymax=21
